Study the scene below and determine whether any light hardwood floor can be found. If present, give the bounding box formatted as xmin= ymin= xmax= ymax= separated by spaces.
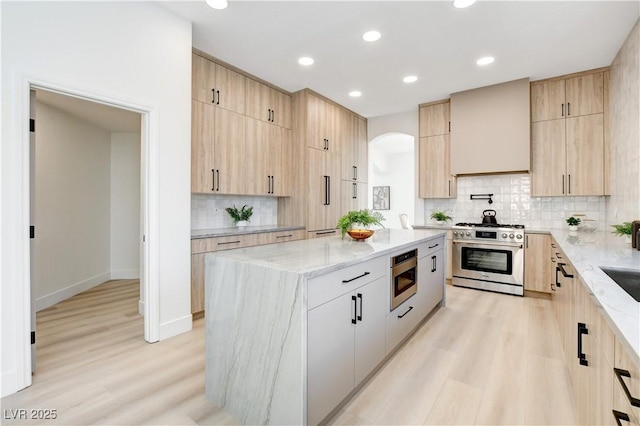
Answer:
xmin=1 ymin=281 xmax=577 ymax=425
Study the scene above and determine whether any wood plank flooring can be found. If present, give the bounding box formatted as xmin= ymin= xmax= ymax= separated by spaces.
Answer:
xmin=1 ymin=281 xmax=577 ymax=425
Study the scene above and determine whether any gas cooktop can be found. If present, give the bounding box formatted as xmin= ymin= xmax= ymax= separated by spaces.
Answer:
xmin=454 ymin=222 xmax=525 ymax=229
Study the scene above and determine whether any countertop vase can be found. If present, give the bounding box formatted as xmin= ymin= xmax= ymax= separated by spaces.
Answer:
xmin=236 ymin=220 xmax=248 ymax=227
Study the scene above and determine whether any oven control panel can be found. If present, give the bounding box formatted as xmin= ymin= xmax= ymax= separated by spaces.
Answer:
xmin=452 ymin=227 xmax=524 ymax=243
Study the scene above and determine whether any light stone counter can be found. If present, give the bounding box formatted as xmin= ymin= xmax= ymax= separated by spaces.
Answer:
xmin=545 ymin=228 xmax=640 ymax=360
xmin=204 ymin=229 xmax=446 ymax=425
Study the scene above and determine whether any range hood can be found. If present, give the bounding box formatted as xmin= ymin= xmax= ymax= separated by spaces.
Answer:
xmin=450 ymin=78 xmax=530 ymax=175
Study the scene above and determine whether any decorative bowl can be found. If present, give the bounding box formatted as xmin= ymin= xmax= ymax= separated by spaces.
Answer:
xmin=347 ymin=229 xmax=374 ymax=241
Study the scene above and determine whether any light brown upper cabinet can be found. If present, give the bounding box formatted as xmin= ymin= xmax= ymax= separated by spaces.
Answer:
xmin=307 ymin=93 xmax=342 ymax=153
xmin=341 ymin=113 xmax=368 ymax=183
xmin=192 ymin=53 xmax=246 ymax=114
xmin=530 ymin=70 xmax=606 ymax=196
xmin=531 ymin=72 xmax=604 ymax=122
xmin=418 ymin=100 xmax=456 ymax=198
xmin=191 ymin=100 xmax=246 ymax=194
xmin=245 ymin=78 xmax=292 ymax=129
xmin=244 ymin=117 xmax=291 ymax=196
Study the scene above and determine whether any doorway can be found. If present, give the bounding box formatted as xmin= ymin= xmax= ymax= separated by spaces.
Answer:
xmin=29 ymin=86 xmax=149 ymax=373
xmin=368 ymin=133 xmax=415 ymax=229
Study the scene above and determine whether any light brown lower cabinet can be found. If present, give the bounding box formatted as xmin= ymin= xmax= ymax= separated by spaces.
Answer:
xmin=190 ymin=230 xmax=305 ymax=313
xmin=524 ymin=233 xmax=552 ymax=293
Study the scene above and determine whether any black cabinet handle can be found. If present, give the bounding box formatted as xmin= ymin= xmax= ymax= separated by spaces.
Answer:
xmin=526 ymin=235 xmax=529 ymax=249
xmin=578 ymin=322 xmax=588 ymax=366
xmin=267 ymin=108 xmax=271 ymax=121
xmin=276 ymin=234 xmax=293 ymax=239
xmin=561 ymin=103 xmax=564 ymax=117
xmin=351 ymin=295 xmax=357 ymax=324
xmin=323 ymin=175 xmax=329 ymax=205
xmin=448 ymin=121 xmax=451 ymax=132
xmin=428 ymin=243 xmax=439 ymax=249
xmin=558 ymin=262 xmax=573 ymax=278
xmin=562 ymin=174 xmax=565 ymax=194
xmin=272 ymin=109 xmax=275 ymax=123
xmin=326 ymin=139 xmax=329 ymax=151
xmin=614 ymin=368 xmax=640 ymax=407
xmin=398 ymin=306 xmax=413 ymax=319
xmin=568 ymin=174 xmax=571 ymax=194
xmin=431 ymin=255 xmax=437 ymax=272
xmin=316 ymin=230 xmax=336 ymax=236
xmin=271 ymin=176 xmax=275 ymax=194
xmin=216 ymin=90 xmax=220 ymax=105
xmin=352 ymin=183 xmax=357 ymax=199
xmin=327 ymin=175 xmax=331 ymax=205
xmin=357 ymin=293 xmax=363 ymax=321
xmin=448 ymin=180 xmax=451 ymax=197
xmin=218 ymin=240 xmax=241 ymax=246
xmin=567 ymin=102 xmax=570 ymax=116
xmin=342 ymin=271 xmax=370 ymax=284
xmin=612 ymin=410 xmax=630 ymax=426
xmin=212 ymin=88 xmax=216 ymax=104
xmin=216 ymin=170 xmax=220 ymax=191
xmin=353 ymin=165 xmax=357 ymax=181
xmin=211 ymin=169 xmax=216 ymax=191
xmin=555 ymin=266 xmax=562 ymax=288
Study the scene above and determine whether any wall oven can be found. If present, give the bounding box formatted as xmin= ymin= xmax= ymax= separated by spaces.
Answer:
xmin=452 ymin=224 xmax=524 ymax=296
xmin=390 ymin=249 xmax=418 ymax=310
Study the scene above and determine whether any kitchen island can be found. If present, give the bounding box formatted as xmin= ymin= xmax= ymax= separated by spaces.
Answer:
xmin=204 ymin=229 xmax=447 ymax=425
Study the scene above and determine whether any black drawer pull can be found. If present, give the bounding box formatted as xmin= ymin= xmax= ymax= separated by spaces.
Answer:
xmin=276 ymin=234 xmax=293 ymax=239
xmin=428 ymin=243 xmax=439 ymax=249
xmin=614 ymin=368 xmax=640 ymax=407
xmin=612 ymin=410 xmax=630 ymax=426
xmin=578 ymin=322 xmax=588 ymax=366
xmin=558 ymin=263 xmax=573 ymax=278
xmin=398 ymin=306 xmax=413 ymax=319
xmin=315 ymin=230 xmax=336 ymax=235
xmin=218 ymin=240 xmax=241 ymax=245
xmin=351 ymin=295 xmax=357 ymax=325
xmin=342 ymin=271 xmax=370 ymax=284
xmin=357 ymin=293 xmax=363 ymax=321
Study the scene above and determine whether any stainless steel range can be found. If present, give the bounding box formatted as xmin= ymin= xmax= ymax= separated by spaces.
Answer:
xmin=452 ymin=222 xmax=525 ymax=296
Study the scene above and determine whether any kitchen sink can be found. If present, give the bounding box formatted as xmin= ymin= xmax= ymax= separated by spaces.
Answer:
xmin=600 ymin=267 xmax=640 ymax=302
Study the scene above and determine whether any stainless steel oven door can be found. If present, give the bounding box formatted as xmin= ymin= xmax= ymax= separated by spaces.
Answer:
xmin=390 ymin=256 xmax=417 ymax=311
xmin=452 ymin=240 xmax=524 ymax=290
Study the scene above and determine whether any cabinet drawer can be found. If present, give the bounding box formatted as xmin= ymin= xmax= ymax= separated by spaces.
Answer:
xmin=307 ymin=257 xmax=386 ymax=310
xmin=264 ymin=229 xmax=306 ymax=244
xmin=191 ymin=234 xmax=260 ymax=254
xmin=420 ymin=236 xmax=446 ymax=258
xmin=386 ymin=297 xmax=422 ymax=353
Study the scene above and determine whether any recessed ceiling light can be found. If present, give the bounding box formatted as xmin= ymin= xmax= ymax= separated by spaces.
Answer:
xmin=205 ymin=0 xmax=228 ymax=10
xmin=362 ymin=31 xmax=381 ymax=42
xmin=476 ymin=56 xmax=495 ymax=66
xmin=403 ymin=76 xmax=418 ymax=83
xmin=349 ymin=91 xmax=362 ymax=97
xmin=298 ymin=57 xmax=314 ymax=66
xmin=453 ymin=0 xmax=476 ymax=8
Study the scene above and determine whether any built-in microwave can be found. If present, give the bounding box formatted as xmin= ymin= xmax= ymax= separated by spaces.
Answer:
xmin=390 ymin=249 xmax=418 ymax=311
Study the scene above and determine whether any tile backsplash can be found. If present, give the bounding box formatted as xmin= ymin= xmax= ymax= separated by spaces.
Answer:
xmin=191 ymin=194 xmax=278 ymax=230
xmin=423 ymin=174 xmax=606 ymax=229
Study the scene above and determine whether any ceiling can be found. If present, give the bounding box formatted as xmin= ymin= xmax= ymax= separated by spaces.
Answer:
xmin=160 ymin=0 xmax=639 ymax=119
xmin=36 ymin=89 xmax=141 ymax=133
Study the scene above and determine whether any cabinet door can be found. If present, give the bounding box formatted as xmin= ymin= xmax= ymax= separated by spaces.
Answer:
xmin=355 ymin=116 xmax=368 ymax=182
xmin=271 ymin=89 xmax=292 ymax=129
xmin=327 ymin=102 xmax=343 ymax=154
xmin=191 ymin=253 xmax=205 ymax=313
xmin=341 ymin=181 xmax=368 ymax=215
xmin=245 ymin=78 xmax=271 ymax=123
xmin=419 ymin=135 xmax=454 ymax=198
xmin=425 ymin=250 xmax=445 ymax=312
xmin=192 ymin=54 xmax=216 ymax=104
xmin=307 ymin=293 xmax=355 ymax=426
xmin=531 ymin=119 xmax=566 ymax=196
xmin=419 ymin=102 xmax=450 ymax=137
xmin=244 ymin=117 xmax=270 ymax=195
xmin=341 ymin=112 xmax=358 ymax=180
xmin=565 ymin=72 xmax=604 ymax=117
xmin=191 ymin=100 xmax=216 ymax=193
xmin=213 ymin=108 xmax=245 ymax=194
xmin=354 ymin=277 xmax=387 ymax=385
xmin=268 ymin=125 xmax=288 ymax=196
xmin=566 ymin=114 xmax=604 ymax=196
xmin=325 ymin=151 xmax=342 ymax=230
xmin=531 ymin=80 xmax=565 ymax=122
xmin=307 ymin=94 xmax=328 ymax=150
xmin=215 ymin=64 xmax=246 ymax=114
xmin=307 ymin=148 xmax=328 ymax=232
xmin=524 ymin=234 xmax=552 ymax=293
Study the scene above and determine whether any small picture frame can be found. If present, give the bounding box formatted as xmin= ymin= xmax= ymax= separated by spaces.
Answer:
xmin=372 ymin=186 xmax=390 ymax=210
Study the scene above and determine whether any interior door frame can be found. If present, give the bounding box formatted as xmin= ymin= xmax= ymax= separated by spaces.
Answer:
xmin=22 ymin=77 xmax=160 ymax=380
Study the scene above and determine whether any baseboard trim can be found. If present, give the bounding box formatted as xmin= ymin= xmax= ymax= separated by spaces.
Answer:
xmin=110 ymin=269 xmax=140 ymax=280
xmin=158 ymin=315 xmax=192 ymax=341
xmin=35 ymin=272 xmax=111 ymax=311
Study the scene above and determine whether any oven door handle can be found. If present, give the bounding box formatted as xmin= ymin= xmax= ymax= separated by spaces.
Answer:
xmin=453 ymin=240 xmax=523 ymax=249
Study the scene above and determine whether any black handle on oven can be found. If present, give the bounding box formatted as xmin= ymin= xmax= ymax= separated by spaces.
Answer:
xmin=578 ymin=322 xmax=588 ymax=366
xmin=357 ymin=293 xmax=363 ymax=322
xmin=397 ymin=306 xmax=413 ymax=319
xmin=351 ymin=295 xmax=357 ymax=325
xmin=612 ymin=410 xmax=630 ymax=426
xmin=614 ymin=368 xmax=640 ymax=407
xmin=342 ymin=271 xmax=370 ymax=284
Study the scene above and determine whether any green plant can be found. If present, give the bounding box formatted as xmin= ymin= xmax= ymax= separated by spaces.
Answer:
xmin=336 ymin=209 xmax=385 ymax=239
xmin=225 ymin=204 xmax=253 ymax=223
xmin=611 ymin=222 xmax=633 ymax=236
xmin=430 ymin=210 xmax=452 ymax=222
xmin=566 ymin=216 xmax=581 ymax=226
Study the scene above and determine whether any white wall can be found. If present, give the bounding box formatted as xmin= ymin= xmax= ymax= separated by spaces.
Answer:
xmin=1 ymin=2 xmax=192 ymax=397
xmin=370 ymin=151 xmax=415 ymax=230
xmin=111 ymin=132 xmax=141 ymax=279
xmin=34 ymin=102 xmax=112 ymax=309
xmin=607 ymin=19 xmax=640 ymax=227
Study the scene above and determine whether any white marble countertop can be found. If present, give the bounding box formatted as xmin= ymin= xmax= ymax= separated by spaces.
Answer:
xmin=545 ymin=228 xmax=640 ymax=359
xmin=206 ymin=228 xmax=446 ymax=279
xmin=191 ymin=225 xmax=305 ymax=239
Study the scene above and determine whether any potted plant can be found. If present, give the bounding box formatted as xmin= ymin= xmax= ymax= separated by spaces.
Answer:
xmin=225 ymin=204 xmax=253 ymax=227
xmin=566 ymin=216 xmax=581 ymax=231
xmin=337 ymin=209 xmax=385 ymax=240
xmin=430 ymin=210 xmax=452 ymax=225
xmin=611 ymin=222 xmax=633 ymax=243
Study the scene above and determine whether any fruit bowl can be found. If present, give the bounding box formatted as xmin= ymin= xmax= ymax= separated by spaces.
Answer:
xmin=347 ymin=229 xmax=374 ymax=241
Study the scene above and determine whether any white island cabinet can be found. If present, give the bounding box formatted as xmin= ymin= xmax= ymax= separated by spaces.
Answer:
xmin=204 ymin=229 xmax=446 ymax=425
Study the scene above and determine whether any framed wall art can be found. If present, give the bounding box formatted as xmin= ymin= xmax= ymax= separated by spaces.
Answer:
xmin=372 ymin=186 xmax=390 ymax=210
